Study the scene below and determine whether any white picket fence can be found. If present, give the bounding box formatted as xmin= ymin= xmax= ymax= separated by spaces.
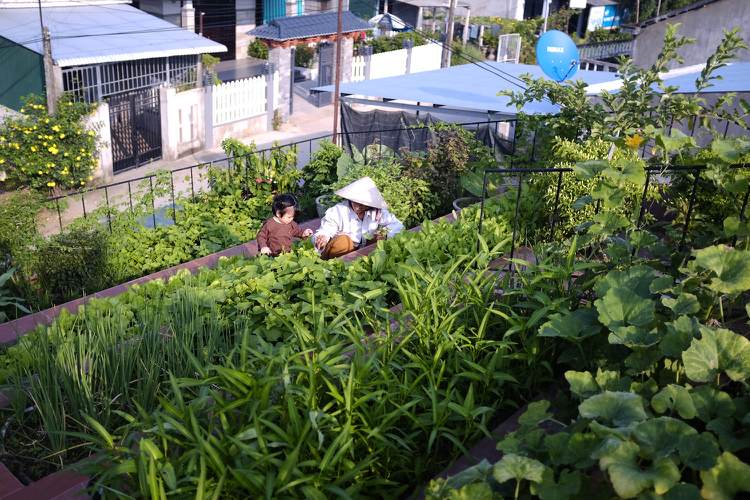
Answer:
xmin=351 ymin=43 xmax=442 ymax=82
xmin=213 ymin=72 xmax=279 ymax=126
xmin=352 ymin=56 xmax=367 ymax=82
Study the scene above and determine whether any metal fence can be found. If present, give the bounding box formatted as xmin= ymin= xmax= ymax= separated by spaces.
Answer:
xmin=46 ymin=120 xmax=515 ymax=234
xmin=477 ymin=163 xmax=750 ymax=274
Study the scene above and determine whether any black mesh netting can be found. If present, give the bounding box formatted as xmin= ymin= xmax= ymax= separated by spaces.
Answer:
xmin=340 ymin=104 xmax=514 ymax=156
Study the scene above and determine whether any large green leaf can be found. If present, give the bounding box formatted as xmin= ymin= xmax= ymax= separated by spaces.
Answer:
xmin=660 ymin=316 xmax=700 ymax=358
xmin=595 ymin=266 xmax=659 ymax=300
xmin=678 ymin=432 xmax=720 ymax=470
xmin=690 ymin=386 xmax=735 ymax=422
xmin=573 ymin=160 xmax=608 ymax=180
xmin=492 ymin=454 xmax=546 ymax=484
xmin=631 ymin=417 xmax=697 ymax=459
xmin=565 ymin=371 xmax=599 ymax=399
xmin=538 ymin=308 xmax=600 ymax=340
xmin=579 ymin=391 xmax=647 ymax=427
xmin=544 ymin=432 xmax=600 ymax=469
xmin=710 ymin=138 xmax=750 ymax=164
xmin=700 ymin=452 xmax=750 ymax=500
xmin=656 ymin=129 xmax=696 ymax=154
xmin=682 ymin=326 xmax=750 ymax=382
xmin=597 ymin=439 xmax=681 ymax=498
xmin=607 ymin=326 xmax=661 ymax=348
xmin=531 ymin=468 xmax=581 ymax=500
xmin=661 ymin=293 xmax=700 ymax=316
xmin=651 ymin=384 xmax=697 ymax=420
xmin=518 ymin=400 xmax=552 ymax=428
xmin=587 ymin=212 xmax=630 ymax=236
xmin=596 ymin=287 xmax=655 ymax=331
xmin=692 ymin=245 xmax=750 ymax=295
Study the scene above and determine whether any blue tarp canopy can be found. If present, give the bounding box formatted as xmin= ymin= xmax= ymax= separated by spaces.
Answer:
xmin=313 ymin=62 xmax=619 ymax=115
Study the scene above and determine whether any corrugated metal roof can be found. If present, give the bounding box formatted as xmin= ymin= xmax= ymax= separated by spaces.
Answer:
xmin=0 ymin=4 xmax=226 ymax=67
xmin=312 ymin=62 xmax=619 ymax=115
xmin=247 ymin=11 xmax=370 ymax=41
xmin=581 ymin=62 xmax=750 ymax=95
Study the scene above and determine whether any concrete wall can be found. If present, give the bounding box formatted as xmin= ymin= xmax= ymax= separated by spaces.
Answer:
xmin=633 ymin=0 xmax=750 ymax=69
xmin=462 ymin=0 xmax=524 ymax=18
xmin=138 ymin=0 xmax=181 ymax=25
xmin=87 ymin=101 xmax=114 ymax=182
xmin=160 ymin=86 xmax=206 ymax=160
xmin=211 ymin=114 xmax=267 ymax=147
xmin=236 ymin=0 xmax=257 ymax=59
xmin=268 ymin=46 xmax=292 ymax=122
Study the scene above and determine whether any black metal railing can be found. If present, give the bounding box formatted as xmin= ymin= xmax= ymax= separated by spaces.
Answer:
xmin=47 ymin=119 xmax=516 ymax=233
xmin=477 ymin=163 xmax=750 ymax=273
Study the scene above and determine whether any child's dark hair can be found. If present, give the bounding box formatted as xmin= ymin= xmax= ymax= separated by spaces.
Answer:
xmin=272 ymin=193 xmax=298 ymax=216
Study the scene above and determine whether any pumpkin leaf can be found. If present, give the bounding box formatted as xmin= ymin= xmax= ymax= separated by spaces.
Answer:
xmin=531 ymin=468 xmax=582 ymax=500
xmin=492 ymin=453 xmax=546 ymax=484
xmin=631 ymin=417 xmax=697 ymax=459
xmin=660 ymin=316 xmax=700 ymax=358
xmin=700 ymin=452 xmax=750 ymax=500
xmin=651 ymin=384 xmax=697 ymax=420
xmin=539 ymin=308 xmax=600 ymax=340
xmin=678 ymin=432 xmax=720 ymax=470
xmin=579 ymin=391 xmax=647 ymax=427
xmin=661 ymin=293 xmax=700 ymax=316
xmin=682 ymin=326 xmax=750 ymax=383
xmin=692 ymin=245 xmax=750 ymax=295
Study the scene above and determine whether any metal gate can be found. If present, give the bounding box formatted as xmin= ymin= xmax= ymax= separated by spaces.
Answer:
xmin=108 ymin=88 xmax=162 ymax=173
xmin=316 ymin=42 xmax=334 ymax=107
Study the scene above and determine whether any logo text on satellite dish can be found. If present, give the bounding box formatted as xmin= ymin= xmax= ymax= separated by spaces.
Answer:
xmin=547 ymin=47 xmax=564 ymax=53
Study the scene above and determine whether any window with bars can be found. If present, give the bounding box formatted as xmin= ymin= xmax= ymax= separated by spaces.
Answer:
xmin=62 ymin=55 xmax=199 ymax=103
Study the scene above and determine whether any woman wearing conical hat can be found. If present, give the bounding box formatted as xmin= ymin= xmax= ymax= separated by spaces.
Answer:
xmin=313 ymin=177 xmax=404 ymax=259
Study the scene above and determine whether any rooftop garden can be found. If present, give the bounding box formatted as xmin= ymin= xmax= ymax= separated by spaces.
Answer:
xmin=0 ymin=26 xmax=749 ymax=499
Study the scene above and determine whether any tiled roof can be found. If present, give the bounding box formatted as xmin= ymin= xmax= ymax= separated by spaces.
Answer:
xmin=248 ymin=11 xmax=370 ymax=41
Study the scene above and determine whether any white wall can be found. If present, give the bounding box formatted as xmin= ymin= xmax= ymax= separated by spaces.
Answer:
xmin=351 ymin=43 xmax=442 ymax=82
xmin=161 ymin=86 xmax=206 ymax=161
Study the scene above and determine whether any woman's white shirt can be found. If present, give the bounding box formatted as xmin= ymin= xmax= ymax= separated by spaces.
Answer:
xmin=313 ymin=202 xmax=404 ymax=247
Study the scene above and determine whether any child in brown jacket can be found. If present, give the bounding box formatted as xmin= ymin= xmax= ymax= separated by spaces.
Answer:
xmin=257 ymin=194 xmax=313 ymax=256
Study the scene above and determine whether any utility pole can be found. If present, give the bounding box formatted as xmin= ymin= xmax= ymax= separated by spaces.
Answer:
xmin=635 ymin=0 xmax=640 ymax=23
xmin=440 ymin=0 xmax=457 ymax=68
xmin=656 ymin=0 xmax=662 ymax=16
xmin=331 ymin=0 xmax=344 ymax=144
xmin=541 ymin=0 xmax=550 ymax=33
xmin=42 ymin=27 xmax=56 ymax=113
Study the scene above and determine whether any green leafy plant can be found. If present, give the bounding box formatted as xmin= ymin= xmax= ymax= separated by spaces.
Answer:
xmin=0 ymin=94 xmax=99 ymax=192
xmin=247 ymin=39 xmax=268 ymax=59
xmin=294 ymin=44 xmax=315 ymax=68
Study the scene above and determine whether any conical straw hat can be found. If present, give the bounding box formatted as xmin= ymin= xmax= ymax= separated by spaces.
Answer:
xmin=334 ymin=176 xmax=388 ymax=209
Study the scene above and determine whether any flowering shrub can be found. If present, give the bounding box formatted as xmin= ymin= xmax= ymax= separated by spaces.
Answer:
xmin=0 ymin=95 xmax=99 ymax=192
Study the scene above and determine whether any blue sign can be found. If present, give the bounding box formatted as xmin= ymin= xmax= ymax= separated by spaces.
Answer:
xmin=536 ymin=30 xmax=580 ymax=82
xmin=602 ymin=5 xmax=621 ymax=29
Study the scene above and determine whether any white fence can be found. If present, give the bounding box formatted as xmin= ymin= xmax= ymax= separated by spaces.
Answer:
xmin=409 ymin=44 xmax=443 ymax=73
xmin=213 ymin=73 xmax=273 ymax=126
xmin=351 ymin=43 xmax=442 ymax=82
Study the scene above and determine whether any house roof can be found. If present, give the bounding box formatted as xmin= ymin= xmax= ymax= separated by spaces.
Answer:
xmin=313 ymin=62 xmax=619 ymax=115
xmin=0 ymin=3 xmax=226 ymax=67
xmin=391 ymin=0 xmax=471 ymax=9
xmin=247 ymin=11 xmax=370 ymax=41
xmin=583 ymin=62 xmax=750 ymax=95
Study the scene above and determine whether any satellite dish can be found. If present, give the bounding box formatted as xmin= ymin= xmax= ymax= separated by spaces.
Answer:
xmin=536 ymin=30 xmax=579 ymax=82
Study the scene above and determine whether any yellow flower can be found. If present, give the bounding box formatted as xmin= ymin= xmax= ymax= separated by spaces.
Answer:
xmin=88 ymin=175 xmax=94 ymax=181
xmin=37 ymin=170 xmax=42 ymax=175
xmin=44 ymin=118 xmax=50 ymax=124
xmin=80 ymin=180 xmax=85 ymax=185
xmin=0 ymin=136 xmax=5 ymax=142
xmin=47 ymin=181 xmax=56 ymax=187
xmin=625 ymin=134 xmax=645 ymax=150
xmin=30 ymin=146 xmax=37 ymax=152
xmin=48 ymin=146 xmax=59 ymax=155
xmin=0 ymin=158 xmax=4 ymax=164
xmin=59 ymin=134 xmax=65 ymax=139
xmin=51 ymin=125 xmax=61 ymax=132
xmin=88 ymin=131 xmax=95 ymax=136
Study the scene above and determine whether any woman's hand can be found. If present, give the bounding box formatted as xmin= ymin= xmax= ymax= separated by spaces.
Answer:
xmin=302 ymin=228 xmax=313 ymax=238
xmin=260 ymin=246 xmax=272 ymax=255
xmin=315 ymin=235 xmax=330 ymax=250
